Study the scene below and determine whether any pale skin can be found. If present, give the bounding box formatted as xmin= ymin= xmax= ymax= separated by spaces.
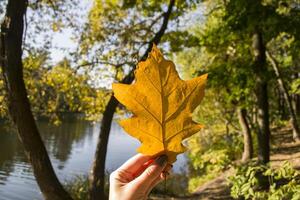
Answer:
xmin=109 ymin=154 xmax=171 ymax=200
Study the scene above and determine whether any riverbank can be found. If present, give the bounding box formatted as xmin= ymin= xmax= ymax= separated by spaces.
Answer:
xmin=0 ymin=116 xmax=188 ymax=200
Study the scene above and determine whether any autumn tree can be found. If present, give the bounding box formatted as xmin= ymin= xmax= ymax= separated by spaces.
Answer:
xmin=84 ymin=1 xmax=176 ymax=198
xmin=224 ymin=0 xmax=300 ymax=163
xmin=75 ymin=0 xmax=201 ymax=199
xmin=0 ymin=0 xmax=73 ymax=199
xmin=177 ymin=0 xmax=300 ymax=165
xmin=1 ymin=0 xmax=200 ymax=199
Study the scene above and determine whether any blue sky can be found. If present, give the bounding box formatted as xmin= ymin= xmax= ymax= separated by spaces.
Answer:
xmin=25 ymin=0 xmax=93 ymax=63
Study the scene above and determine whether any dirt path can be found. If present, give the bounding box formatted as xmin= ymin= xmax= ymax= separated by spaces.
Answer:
xmin=150 ymin=126 xmax=300 ymax=200
xmin=270 ymin=127 xmax=300 ymax=169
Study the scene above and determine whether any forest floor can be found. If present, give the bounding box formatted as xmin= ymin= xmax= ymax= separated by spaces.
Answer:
xmin=150 ymin=126 xmax=300 ymax=200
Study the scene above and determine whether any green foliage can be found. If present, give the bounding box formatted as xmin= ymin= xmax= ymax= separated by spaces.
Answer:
xmin=228 ymin=161 xmax=300 ymax=200
xmin=65 ymin=175 xmax=89 ymax=200
xmin=176 ymin=0 xmax=257 ymax=113
xmin=0 ymin=51 xmax=109 ymax=123
xmin=41 ymin=59 xmax=108 ymax=122
xmin=291 ymin=78 xmax=300 ymax=95
xmin=64 ymin=174 xmax=109 ymax=200
xmin=188 ymin=148 xmax=231 ymax=191
xmin=151 ymin=174 xmax=189 ymax=196
xmin=1 ymin=0 xmax=300 ymax=197
xmin=78 ymin=0 xmax=200 ymax=85
xmin=175 ymin=2 xmax=300 ymax=192
xmin=0 ymin=55 xmax=109 ymax=124
xmin=0 ymin=67 xmax=6 ymax=118
xmin=186 ymin=90 xmax=243 ymax=191
xmin=187 ymin=130 xmax=243 ymax=192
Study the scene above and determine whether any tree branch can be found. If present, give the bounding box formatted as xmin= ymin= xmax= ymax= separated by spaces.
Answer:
xmin=89 ymin=0 xmax=176 ymax=199
xmin=266 ymin=50 xmax=300 ymax=140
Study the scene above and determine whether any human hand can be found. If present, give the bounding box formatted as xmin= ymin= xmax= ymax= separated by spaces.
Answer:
xmin=109 ymin=154 xmax=171 ymax=200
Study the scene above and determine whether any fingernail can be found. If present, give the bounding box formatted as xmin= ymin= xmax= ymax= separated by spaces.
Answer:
xmin=155 ymin=155 xmax=168 ymax=167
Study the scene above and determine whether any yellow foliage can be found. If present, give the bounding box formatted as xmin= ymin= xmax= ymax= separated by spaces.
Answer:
xmin=113 ymin=45 xmax=207 ymax=163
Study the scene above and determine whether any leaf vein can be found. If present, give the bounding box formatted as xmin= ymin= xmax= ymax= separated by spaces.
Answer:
xmin=135 ymin=127 xmax=162 ymax=143
xmin=130 ymin=94 xmax=162 ymax=125
xmin=165 ymin=126 xmax=197 ymax=142
xmin=143 ymin=71 xmax=161 ymax=93
xmin=165 ymin=83 xmax=199 ymax=122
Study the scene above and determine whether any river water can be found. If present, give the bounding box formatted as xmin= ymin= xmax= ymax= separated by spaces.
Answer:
xmin=0 ymin=116 xmax=187 ymax=200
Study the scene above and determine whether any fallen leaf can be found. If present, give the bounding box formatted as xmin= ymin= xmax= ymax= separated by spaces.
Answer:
xmin=113 ymin=44 xmax=207 ymax=163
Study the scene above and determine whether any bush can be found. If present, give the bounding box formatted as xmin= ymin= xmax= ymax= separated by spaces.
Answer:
xmin=64 ymin=174 xmax=109 ymax=200
xmin=187 ymin=130 xmax=243 ymax=192
xmin=64 ymin=172 xmax=188 ymax=199
xmin=65 ymin=175 xmax=89 ymax=200
xmin=151 ymin=173 xmax=189 ymax=197
xmin=228 ymin=161 xmax=300 ymax=200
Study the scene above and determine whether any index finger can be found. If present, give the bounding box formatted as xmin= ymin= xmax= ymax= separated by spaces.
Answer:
xmin=118 ymin=153 xmax=152 ymax=175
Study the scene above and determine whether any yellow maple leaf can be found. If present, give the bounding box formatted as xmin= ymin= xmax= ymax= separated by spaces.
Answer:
xmin=113 ymin=45 xmax=207 ymax=163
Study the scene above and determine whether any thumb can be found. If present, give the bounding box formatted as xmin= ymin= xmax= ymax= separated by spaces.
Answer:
xmin=130 ymin=155 xmax=168 ymax=190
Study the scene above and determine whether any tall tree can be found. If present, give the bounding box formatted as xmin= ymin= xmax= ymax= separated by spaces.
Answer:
xmin=238 ymin=108 xmax=253 ymax=162
xmin=252 ymin=30 xmax=270 ymax=163
xmin=88 ymin=1 xmax=176 ymax=199
xmin=266 ymin=51 xmax=300 ymax=141
xmin=0 ymin=0 xmax=73 ymax=199
xmin=224 ymin=0 xmax=300 ymax=163
xmin=177 ymin=0 xmax=300 ymax=164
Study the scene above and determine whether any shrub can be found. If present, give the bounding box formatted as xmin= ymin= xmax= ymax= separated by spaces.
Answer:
xmin=64 ymin=174 xmax=109 ymax=200
xmin=228 ymin=161 xmax=300 ymax=200
xmin=187 ymin=130 xmax=242 ymax=192
xmin=65 ymin=175 xmax=89 ymax=200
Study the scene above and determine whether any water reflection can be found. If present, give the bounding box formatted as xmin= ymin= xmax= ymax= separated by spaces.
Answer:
xmin=39 ymin=117 xmax=92 ymax=164
xmin=0 ymin=133 xmax=15 ymax=185
xmin=0 ymin=115 xmax=186 ymax=200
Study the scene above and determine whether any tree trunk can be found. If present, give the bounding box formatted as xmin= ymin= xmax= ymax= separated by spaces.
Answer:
xmin=88 ymin=0 xmax=175 ymax=199
xmin=238 ymin=108 xmax=253 ymax=162
xmin=277 ymin=87 xmax=286 ymax=120
xmin=266 ymin=51 xmax=300 ymax=141
xmin=0 ymin=1 xmax=73 ymax=200
xmin=292 ymin=73 xmax=300 ymax=116
xmin=252 ymin=30 xmax=270 ymax=164
xmin=295 ymin=93 xmax=300 ymax=116
xmin=89 ymin=95 xmax=119 ymax=200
